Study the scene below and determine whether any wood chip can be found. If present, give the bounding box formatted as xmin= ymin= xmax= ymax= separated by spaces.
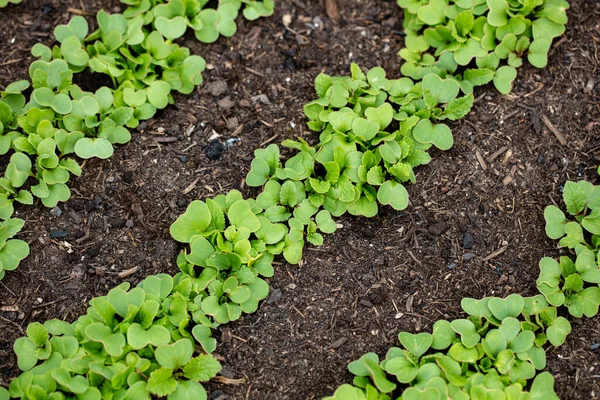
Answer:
xmin=0 ymin=305 xmax=19 ymax=312
xmin=540 ymin=114 xmax=567 ymax=145
xmin=483 ymin=246 xmax=508 ymax=261
xmin=213 ymin=376 xmax=246 ymax=385
xmin=487 ymin=146 xmax=508 ymax=163
xmin=182 ymin=177 xmax=200 ymax=194
xmin=325 ymin=0 xmax=340 ymax=22
xmin=118 ymin=266 xmax=139 ymax=278
xmin=502 ymin=149 xmax=513 ymax=165
xmin=330 ymin=337 xmax=347 ymax=349
xmin=475 ymin=150 xmax=487 ymax=170
xmin=503 ymin=165 xmax=517 ymax=186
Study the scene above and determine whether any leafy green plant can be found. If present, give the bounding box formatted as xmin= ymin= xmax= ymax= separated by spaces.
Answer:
xmin=0 ymin=0 xmax=21 ymax=8
xmin=398 ymin=0 xmax=570 ymax=93
xmin=246 ymin=64 xmax=473 ymax=220
xmin=121 ymin=0 xmax=275 ymax=43
xmin=325 ymin=293 xmax=567 ymax=399
xmin=537 ymin=179 xmax=600 ymax=318
xmin=0 ymin=218 xmax=29 ymax=280
xmin=9 ymin=273 xmax=222 ymax=399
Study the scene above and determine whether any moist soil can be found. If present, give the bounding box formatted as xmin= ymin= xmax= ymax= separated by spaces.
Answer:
xmin=1 ymin=0 xmax=600 ymax=399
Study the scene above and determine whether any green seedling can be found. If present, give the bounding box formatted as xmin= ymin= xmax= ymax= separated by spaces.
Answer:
xmin=10 ymin=274 xmax=222 ymax=399
xmin=0 ymin=218 xmax=29 ymax=280
xmin=398 ymin=0 xmax=570 ymax=94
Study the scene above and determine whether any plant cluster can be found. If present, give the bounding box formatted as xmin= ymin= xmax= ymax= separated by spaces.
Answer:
xmin=325 ymin=293 xmax=568 ymax=399
xmin=397 ymin=0 xmax=570 ymax=93
xmin=0 ymin=0 xmax=21 ymax=8
xmin=538 ymin=180 xmax=600 ymax=318
xmin=0 ymin=0 xmax=274 ymax=279
xmin=248 ymin=64 xmax=473 ymax=220
xmin=6 ymin=273 xmax=222 ymax=399
xmin=121 ymin=0 xmax=275 ymax=43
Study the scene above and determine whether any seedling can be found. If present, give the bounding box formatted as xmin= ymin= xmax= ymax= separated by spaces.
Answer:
xmin=398 ymin=0 xmax=570 ymax=93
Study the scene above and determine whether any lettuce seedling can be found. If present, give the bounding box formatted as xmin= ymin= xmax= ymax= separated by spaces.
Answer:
xmin=398 ymin=0 xmax=570 ymax=94
xmin=0 ymin=0 xmax=21 ymax=8
xmin=0 ymin=218 xmax=29 ymax=280
xmin=327 ymin=293 xmax=566 ymax=399
xmin=10 ymin=273 xmax=222 ymax=398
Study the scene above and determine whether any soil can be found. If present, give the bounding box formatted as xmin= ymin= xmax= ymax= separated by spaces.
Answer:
xmin=1 ymin=0 xmax=600 ymax=399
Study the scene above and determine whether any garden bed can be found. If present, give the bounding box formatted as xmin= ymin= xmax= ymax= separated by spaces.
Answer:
xmin=0 ymin=0 xmax=599 ymax=399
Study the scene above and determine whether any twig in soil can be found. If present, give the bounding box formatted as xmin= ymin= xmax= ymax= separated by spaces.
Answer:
xmin=32 ymin=296 xmax=67 ymax=309
xmin=406 ymin=250 xmax=423 ymax=265
xmin=244 ymin=66 xmax=265 ymax=77
xmin=0 ymin=316 xmax=24 ymax=335
xmin=182 ymin=177 xmax=200 ymax=194
xmin=483 ymin=246 xmax=508 ymax=261
xmin=291 ymin=305 xmax=306 ymax=319
xmin=118 ymin=266 xmax=139 ymax=279
xmin=540 ymin=114 xmax=567 ymax=145
xmin=0 ymin=280 xmax=16 ymax=297
xmin=486 ymin=146 xmax=509 ymax=163
xmin=213 ymin=376 xmax=246 ymax=385
xmin=231 ymin=334 xmax=248 ymax=343
xmin=475 ymin=150 xmax=487 ymax=170
xmin=260 ymin=133 xmax=280 ymax=147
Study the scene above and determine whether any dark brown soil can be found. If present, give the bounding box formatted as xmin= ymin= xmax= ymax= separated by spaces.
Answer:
xmin=1 ymin=0 xmax=600 ymax=399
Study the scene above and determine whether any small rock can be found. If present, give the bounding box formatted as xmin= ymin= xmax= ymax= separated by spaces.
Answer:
xmin=179 ymin=155 xmax=188 ymax=163
xmin=207 ymin=80 xmax=228 ymax=97
xmin=108 ymin=218 xmax=126 ymax=229
xmin=282 ymin=14 xmax=292 ymax=27
xmin=93 ymin=194 xmax=103 ymax=208
xmin=125 ymin=220 xmax=135 ymax=228
xmin=49 ymin=230 xmax=68 ymax=239
xmin=226 ymin=117 xmax=239 ymax=130
xmin=359 ymin=299 xmax=373 ymax=308
xmin=463 ymin=233 xmax=474 ymax=249
xmin=428 ymin=221 xmax=447 ymax=236
xmin=283 ymin=56 xmax=297 ymax=71
xmin=463 ymin=253 xmax=475 ymax=261
xmin=267 ymin=288 xmax=282 ymax=304
xmin=206 ymin=140 xmax=223 ymax=160
xmin=50 ymin=206 xmax=62 ymax=217
xmin=69 ymin=211 xmax=82 ymax=225
xmin=590 ymin=343 xmax=600 ymax=351
xmin=330 ymin=337 xmax=347 ymax=349
xmin=217 ymin=96 xmax=235 ymax=110
xmin=239 ymin=99 xmax=251 ymax=108
xmin=123 ymin=171 xmax=134 ymax=184
xmin=447 ymin=263 xmax=457 ymax=270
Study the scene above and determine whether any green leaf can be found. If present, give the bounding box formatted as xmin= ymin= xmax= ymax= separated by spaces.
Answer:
xmin=74 ymin=138 xmax=114 ymax=159
xmin=155 ymin=339 xmax=194 ymax=369
xmin=563 ymin=181 xmax=587 ymax=215
xmin=147 ymin=367 xmax=177 ymax=397
xmin=488 ymin=294 xmax=524 ymax=320
xmin=170 ymin=200 xmax=212 ymax=243
xmin=422 ymin=74 xmax=460 ymax=103
xmin=530 ymin=372 xmax=560 ymax=400
xmin=377 ymin=181 xmax=409 ymax=211
xmin=168 ymin=381 xmax=207 ymax=400
xmin=493 ymin=66 xmax=518 ymax=94
xmin=383 ymin=353 xmax=418 ymax=384
xmin=228 ymin=200 xmax=261 ymax=232
xmin=546 ymin=316 xmax=571 ymax=346
xmin=544 ymin=205 xmax=567 ymax=239
xmin=183 ymin=354 xmax=222 ymax=381
xmin=399 ymin=332 xmax=432 ymax=359
xmin=413 ymin=120 xmax=453 ymax=151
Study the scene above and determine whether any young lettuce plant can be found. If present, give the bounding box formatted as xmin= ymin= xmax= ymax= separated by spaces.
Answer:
xmin=121 ymin=0 xmax=275 ymax=43
xmin=0 ymin=218 xmax=29 ymax=280
xmin=538 ymin=179 xmax=600 ymax=318
xmin=247 ymin=64 xmax=472 ymax=218
xmin=10 ymin=273 xmax=222 ymax=399
xmin=398 ymin=0 xmax=570 ymax=94
xmin=325 ymin=293 xmax=567 ymax=399
xmin=0 ymin=0 xmax=21 ymax=8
